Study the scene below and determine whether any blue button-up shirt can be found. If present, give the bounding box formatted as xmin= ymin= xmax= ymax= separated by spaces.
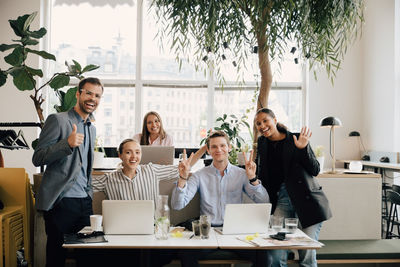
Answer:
xmin=171 ymin=162 xmax=270 ymax=225
xmin=64 ymin=110 xmax=91 ymax=198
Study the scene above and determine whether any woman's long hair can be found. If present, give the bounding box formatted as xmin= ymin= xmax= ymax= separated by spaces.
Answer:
xmin=255 ymin=108 xmax=288 ymax=133
xmin=140 ymin=111 xmax=167 ymax=145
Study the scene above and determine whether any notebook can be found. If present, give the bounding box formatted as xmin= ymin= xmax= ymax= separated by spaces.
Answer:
xmin=215 ymin=203 xmax=271 ymax=235
xmin=140 ymin=145 xmax=174 ymax=165
xmin=102 ymin=200 xmax=154 ymax=235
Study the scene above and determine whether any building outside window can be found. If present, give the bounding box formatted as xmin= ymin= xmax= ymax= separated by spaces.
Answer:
xmin=47 ymin=0 xmax=304 ymax=147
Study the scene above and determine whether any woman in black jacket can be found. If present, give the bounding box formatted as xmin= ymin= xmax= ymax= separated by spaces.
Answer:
xmin=254 ymin=108 xmax=332 ymax=267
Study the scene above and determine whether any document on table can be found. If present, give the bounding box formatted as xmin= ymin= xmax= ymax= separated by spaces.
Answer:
xmin=236 ymin=235 xmax=324 ymax=247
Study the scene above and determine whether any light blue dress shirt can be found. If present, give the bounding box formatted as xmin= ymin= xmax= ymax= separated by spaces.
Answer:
xmin=171 ymin=162 xmax=270 ymax=225
xmin=64 ymin=110 xmax=91 ymax=198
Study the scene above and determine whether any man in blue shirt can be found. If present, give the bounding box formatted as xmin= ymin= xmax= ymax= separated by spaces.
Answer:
xmin=33 ymin=77 xmax=103 ymax=267
xmin=171 ymin=131 xmax=271 ymax=267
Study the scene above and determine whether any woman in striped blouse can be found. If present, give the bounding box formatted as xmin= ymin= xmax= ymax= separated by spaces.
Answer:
xmin=93 ymin=138 xmax=193 ymax=201
xmin=92 ymin=138 xmax=193 ymax=267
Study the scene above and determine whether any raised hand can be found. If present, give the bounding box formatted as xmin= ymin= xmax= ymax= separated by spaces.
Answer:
xmin=178 ymin=149 xmax=194 ymax=179
xmin=244 ymin=150 xmax=257 ymax=179
xmin=293 ymin=126 xmax=312 ymax=149
xmin=67 ymin=124 xmax=84 ymax=148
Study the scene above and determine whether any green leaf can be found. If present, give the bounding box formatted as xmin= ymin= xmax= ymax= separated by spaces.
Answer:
xmin=28 ymin=27 xmax=46 ymax=39
xmin=23 ymin=12 xmax=37 ymax=32
xmin=22 ymin=37 xmax=39 ymax=46
xmin=82 ymin=64 xmax=100 ymax=73
xmin=61 ymin=87 xmax=78 ymax=112
xmin=9 ymin=14 xmax=30 ymax=37
xmin=0 ymin=71 xmax=7 ymax=87
xmin=12 ymin=68 xmax=35 ymax=91
xmin=26 ymin=66 xmax=43 ymax=77
xmin=25 ymin=48 xmax=56 ymax=60
xmin=4 ymin=46 xmax=24 ymax=66
xmin=72 ymin=60 xmax=82 ymax=72
xmin=0 ymin=44 xmax=19 ymax=52
xmin=49 ymin=74 xmax=70 ymax=90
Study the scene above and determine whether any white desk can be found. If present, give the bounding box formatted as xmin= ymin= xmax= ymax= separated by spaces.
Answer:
xmin=216 ymin=229 xmax=322 ymax=250
xmin=338 ymin=159 xmax=400 ymax=172
xmin=63 ymin=230 xmax=218 ymax=249
xmin=63 ymin=228 xmax=321 ymax=250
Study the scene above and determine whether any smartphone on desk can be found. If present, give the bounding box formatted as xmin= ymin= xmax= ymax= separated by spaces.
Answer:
xmin=269 ymin=232 xmax=287 ymax=241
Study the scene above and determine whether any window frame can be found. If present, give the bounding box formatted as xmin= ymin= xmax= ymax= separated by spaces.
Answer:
xmin=43 ymin=0 xmax=307 ymax=146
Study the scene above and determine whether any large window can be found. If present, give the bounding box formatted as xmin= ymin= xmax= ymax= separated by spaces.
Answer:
xmin=47 ymin=0 xmax=304 ymax=147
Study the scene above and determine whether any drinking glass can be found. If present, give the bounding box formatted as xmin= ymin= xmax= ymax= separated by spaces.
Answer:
xmin=270 ymin=215 xmax=283 ymax=233
xmin=199 ymin=215 xmax=211 ymax=239
xmin=285 ymin=218 xmax=298 ymax=234
xmin=192 ymin=220 xmax=200 ymax=236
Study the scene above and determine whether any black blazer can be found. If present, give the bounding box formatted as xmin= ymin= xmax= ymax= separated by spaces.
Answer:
xmin=256 ymin=130 xmax=332 ymax=228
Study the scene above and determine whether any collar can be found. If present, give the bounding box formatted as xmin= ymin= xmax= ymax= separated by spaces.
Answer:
xmin=71 ymin=108 xmax=92 ymax=125
xmin=118 ymin=166 xmax=140 ymax=180
xmin=210 ymin=161 xmax=231 ymax=175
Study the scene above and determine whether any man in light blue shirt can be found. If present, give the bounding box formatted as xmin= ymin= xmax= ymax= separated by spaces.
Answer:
xmin=171 ymin=131 xmax=271 ymax=267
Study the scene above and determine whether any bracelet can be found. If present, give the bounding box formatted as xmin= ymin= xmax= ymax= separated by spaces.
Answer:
xmin=179 ymin=175 xmax=188 ymax=180
xmin=248 ymin=177 xmax=258 ymax=184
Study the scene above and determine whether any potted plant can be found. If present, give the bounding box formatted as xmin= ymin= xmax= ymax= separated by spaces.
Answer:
xmin=93 ymin=136 xmax=105 ymax=168
xmin=314 ymin=145 xmax=325 ymax=173
xmin=0 ymin=12 xmax=99 ymax=127
xmin=201 ymin=113 xmax=252 ymax=165
xmin=237 ymin=143 xmax=251 ymax=166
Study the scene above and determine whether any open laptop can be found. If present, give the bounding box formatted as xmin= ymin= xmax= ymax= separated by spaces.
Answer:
xmin=102 ymin=200 xmax=154 ymax=235
xmin=215 ymin=203 xmax=271 ymax=235
xmin=140 ymin=145 xmax=174 ymax=165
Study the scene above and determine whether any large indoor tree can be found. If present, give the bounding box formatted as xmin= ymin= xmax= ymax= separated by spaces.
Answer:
xmin=151 ymin=0 xmax=364 ymax=145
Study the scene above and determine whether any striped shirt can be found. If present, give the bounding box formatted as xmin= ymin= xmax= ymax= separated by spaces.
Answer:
xmin=92 ymin=163 xmax=179 ymax=201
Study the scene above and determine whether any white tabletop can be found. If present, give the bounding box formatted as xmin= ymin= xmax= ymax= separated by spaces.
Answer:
xmin=64 ymin=228 xmax=322 ymax=250
xmin=216 ymin=229 xmax=323 ymax=250
xmin=63 ymin=230 xmax=218 ymax=249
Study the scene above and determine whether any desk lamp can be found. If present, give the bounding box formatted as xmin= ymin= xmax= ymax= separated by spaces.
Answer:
xmin=349 ymin=131 xmax=370 ymax=161
xmin=320 ymin=116 xmax=342 ymax=173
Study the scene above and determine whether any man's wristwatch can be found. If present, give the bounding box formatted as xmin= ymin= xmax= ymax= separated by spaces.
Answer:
xmin=249 ymin=177 xmax=258 ymax=183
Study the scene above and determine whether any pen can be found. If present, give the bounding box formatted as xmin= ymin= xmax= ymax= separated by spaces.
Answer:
xmin=189 ymin=234 xmax=195 ymax=239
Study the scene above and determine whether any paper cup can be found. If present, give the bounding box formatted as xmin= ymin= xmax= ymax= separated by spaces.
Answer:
xmin=90 ymin=215 xmax=103 ymax=232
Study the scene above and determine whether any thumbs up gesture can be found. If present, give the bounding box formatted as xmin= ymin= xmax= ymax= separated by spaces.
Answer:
xmin=68 ymin=124 xmax=84 ymax=148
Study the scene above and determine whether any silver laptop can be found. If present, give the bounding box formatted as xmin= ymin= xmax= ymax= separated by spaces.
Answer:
xmin=140 ymin=145 xmax=174 ymax=165
xmin=102 ymin=200 xmax=154 ymax=235
xmin=215 ymin=203 xmax=271 ymax=235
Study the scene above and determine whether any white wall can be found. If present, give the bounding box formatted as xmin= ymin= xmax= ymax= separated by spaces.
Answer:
xmin=0 ymin=0 xmax=42 ymax=178
xmin=308 ymin=28 xmax=364 ymax=167
xmin=309 ymin=0 xmax=397 ymax=170
xmin=363 ymin=0 xmax=396 ymax=153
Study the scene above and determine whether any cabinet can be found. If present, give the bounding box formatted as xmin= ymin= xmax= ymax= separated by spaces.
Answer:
xmin=317 ymin=172 xmax=381 ymax=240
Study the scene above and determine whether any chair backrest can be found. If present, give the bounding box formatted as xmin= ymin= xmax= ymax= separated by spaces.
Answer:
xmin=392 ymin=184 xmax=400 ymax=194
xmin=387 ymin=190 xmax=400 ymax=205
xmin=0 ymin=168 xmax=34 ymax=266
xmin=159 ymin=179 xmax=200 ymax=226
xmin=0 ymin=168 xmax=28 ymax=207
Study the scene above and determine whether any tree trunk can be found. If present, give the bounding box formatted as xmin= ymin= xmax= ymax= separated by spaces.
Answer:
xmin=253 ymin=35 xmax=273 ymax=155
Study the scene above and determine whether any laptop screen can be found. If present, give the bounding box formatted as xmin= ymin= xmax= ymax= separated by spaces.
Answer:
xmin=220 ymin=203 xmax=271 ymax=234
xmin=140 ymin=146 xmax=174 ymax=165
xmin=102 ymin=200 xmax=154 ymax=235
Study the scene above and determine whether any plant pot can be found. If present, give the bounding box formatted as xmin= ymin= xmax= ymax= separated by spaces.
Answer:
xmin=317 ymin=156 xmax=325 ymax=173
xmin=237 ymin=152 xmax=250 ymax=166
xmin=93 ymin=151 xmax=105 ymax=168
